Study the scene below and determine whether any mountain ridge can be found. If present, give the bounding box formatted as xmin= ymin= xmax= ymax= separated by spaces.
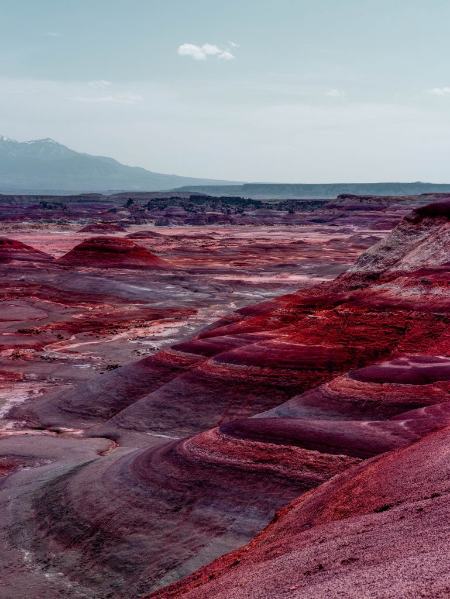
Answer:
xmin=0 ymin=136 xmax=239 ymax=193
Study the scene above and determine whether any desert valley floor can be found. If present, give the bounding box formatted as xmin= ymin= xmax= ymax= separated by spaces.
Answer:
xmin=0 ymin=193 xmax=448 ymax=598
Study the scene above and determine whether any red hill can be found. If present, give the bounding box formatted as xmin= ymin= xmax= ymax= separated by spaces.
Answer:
xmin=0 ymin=237 xmax=53 ymax=263
xmin=57 ymin=236 xmax=169 ymax=269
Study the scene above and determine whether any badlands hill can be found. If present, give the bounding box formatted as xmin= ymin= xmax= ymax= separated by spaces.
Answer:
xmin=57 ymin=236 xmax=170 ymax=269
xmin=0 ymin=237 xmax=53 ymax=263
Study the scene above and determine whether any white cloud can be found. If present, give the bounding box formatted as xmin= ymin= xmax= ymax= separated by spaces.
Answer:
xmin=428 ymin=86 xmax=450 ymax=96
xmin=326 ymin=88 xmax=345 ymax=98
xmin=228 ymin=41 xmax=240 ymax=48
xmin=72 ymin=92 xmax=143 ymax=105
xmin=46 ymin=32 xmax=62 ymax=38
xmin=202 ymin=43 xmax=222 ymax=56
xmin=218 ymin=51 xmax=235 ymax=61
xmin=178 ymin=44 xmax=204 ymax=60
xmin=88 ymin=80 xmax=112 ymax=89
xmin=177 ymin=43 xmax=235 ymax=61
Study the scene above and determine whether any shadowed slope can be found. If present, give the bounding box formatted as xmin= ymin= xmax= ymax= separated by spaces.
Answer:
xmin=152 ymin=425 xmax=450 ymax=599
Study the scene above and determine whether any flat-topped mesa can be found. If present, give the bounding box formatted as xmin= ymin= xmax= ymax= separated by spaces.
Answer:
xmin=0 ymin=237 xmax=53 ymax=263
xmin=57 ymin=236 xmax=170 ymax=269
xmin=78 ymin=222 xmax=127 ymax=233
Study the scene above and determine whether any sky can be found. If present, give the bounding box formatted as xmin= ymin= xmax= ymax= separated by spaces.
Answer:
xmin=1 ymin=0 xmax=450 ymax=182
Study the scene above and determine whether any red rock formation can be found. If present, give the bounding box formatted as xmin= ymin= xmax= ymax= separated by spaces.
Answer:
xmin=0 ymin=237 xmax=53 ymax=263
xmin=57 ymin=236 xmax=170 ymax=269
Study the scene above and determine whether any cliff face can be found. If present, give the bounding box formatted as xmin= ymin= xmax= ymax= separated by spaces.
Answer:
xmin=6 ymin=201 xmax=450 ymax=598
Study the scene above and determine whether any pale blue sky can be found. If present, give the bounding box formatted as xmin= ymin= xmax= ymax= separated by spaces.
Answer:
xmin=1 ymin=0 xmax=450 ymax=181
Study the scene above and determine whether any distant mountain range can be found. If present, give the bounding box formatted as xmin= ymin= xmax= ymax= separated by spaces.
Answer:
xmin=2 ymin=136 xmax=450 ymax=198
xmin=0 ymin=136 xmax=238 ymax=193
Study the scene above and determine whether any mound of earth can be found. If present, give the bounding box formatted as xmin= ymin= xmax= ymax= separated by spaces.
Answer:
xmin=0 ymin=237 xmax=53 ymax=263
xmin=57 ymin=236 xmax=170 ymax=269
